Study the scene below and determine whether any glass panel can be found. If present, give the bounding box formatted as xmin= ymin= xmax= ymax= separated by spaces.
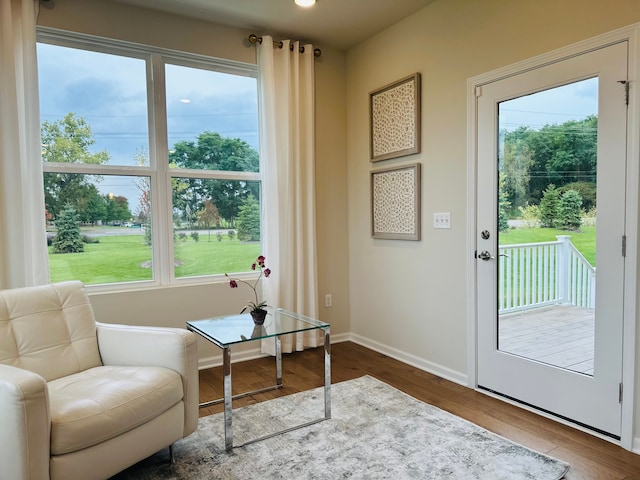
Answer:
xmin=165 ymin=63 xmax=259 ymax=171
xmin=37 ymin=43 xmax=149 ymax=166
xmin=187 ymin=309 xmax=328 ymax=347
xmin=497 ymin=78 xmax=598 ymax=376
xmin=45 ymin=174 xmax=153 ymax=285
xmin=172 ymin=178 xmax=261 ymax=278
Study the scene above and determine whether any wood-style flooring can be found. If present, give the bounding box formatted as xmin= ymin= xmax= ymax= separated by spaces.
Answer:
xmin=198 ymin=341 xmax=640 ymax=479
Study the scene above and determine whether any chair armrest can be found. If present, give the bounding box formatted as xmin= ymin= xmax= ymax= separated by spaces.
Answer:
xmin=0 ymin=364 xmax=50 ymax=480
xmin=96 ymin=322 xmax=199 ymax=436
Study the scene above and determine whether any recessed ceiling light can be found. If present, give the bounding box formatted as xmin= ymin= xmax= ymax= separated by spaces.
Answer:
xmin=179 ymin=98 xmax=191 ymax=104
xmin=294 ymin=0 xmax=316 ymax=7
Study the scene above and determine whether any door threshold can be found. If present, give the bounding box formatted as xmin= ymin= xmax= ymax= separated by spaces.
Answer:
xmin=477 ymin=385 xmax=621 ymax=442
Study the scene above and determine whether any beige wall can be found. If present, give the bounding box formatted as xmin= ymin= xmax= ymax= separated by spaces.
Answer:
xmin=36 ymin=0 xmax=640 ymax=446
xmin=37 ymin=0 xmax=349 ymax=363
xmin=345 ymin=0 xmax=640 ymax=437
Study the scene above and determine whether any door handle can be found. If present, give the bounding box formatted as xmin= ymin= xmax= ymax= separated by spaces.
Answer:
xmin=478 ymin=250 xmax=494 ymax=261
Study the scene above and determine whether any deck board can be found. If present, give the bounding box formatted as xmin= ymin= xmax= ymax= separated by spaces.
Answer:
xmin=499 ymin=305 xmax=595 ymax=375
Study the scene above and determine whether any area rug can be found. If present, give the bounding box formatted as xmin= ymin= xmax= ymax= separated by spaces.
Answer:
xmin=111 ymin=375 xmax=570 ymax=479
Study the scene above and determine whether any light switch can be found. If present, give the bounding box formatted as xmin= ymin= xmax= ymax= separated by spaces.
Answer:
xmin=434 ymin=212 xmax=451 ymax=229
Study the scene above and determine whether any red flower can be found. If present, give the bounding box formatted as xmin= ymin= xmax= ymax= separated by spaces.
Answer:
xmin=225 ymin=255 xmax=271 ymax=313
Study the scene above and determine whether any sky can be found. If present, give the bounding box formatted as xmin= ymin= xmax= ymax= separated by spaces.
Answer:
xmin=37 ymin=42 xmax=599 ymax=214
xmin=37 ymin=42 xmax=259 ymax=211
xmin=499 ymin=77 xmax=598 ymax=131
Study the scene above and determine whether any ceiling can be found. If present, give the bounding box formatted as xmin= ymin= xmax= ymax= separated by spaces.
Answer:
xmin=111 ymin=0 xmax=437 ymax=51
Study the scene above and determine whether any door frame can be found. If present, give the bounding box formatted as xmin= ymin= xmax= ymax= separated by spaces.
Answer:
xmin=466 ymin=23 xmax=640 ymax=450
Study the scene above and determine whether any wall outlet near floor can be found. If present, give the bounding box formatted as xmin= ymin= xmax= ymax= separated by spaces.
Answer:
xmin=433 ymin=212 xmax=451 ymax=229
xmin=325 ymin=294 xmax=333 ymax=308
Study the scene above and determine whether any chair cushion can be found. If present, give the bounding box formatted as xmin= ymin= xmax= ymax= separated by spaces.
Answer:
xmin=0 ymin=281 xmax=102 ymax=381
xmin=48 ymin=365 xmax=183 ymax=455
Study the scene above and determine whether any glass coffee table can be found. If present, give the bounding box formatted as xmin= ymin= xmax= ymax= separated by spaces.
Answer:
xmin=186 ymin=308 xmax=331 ymax=451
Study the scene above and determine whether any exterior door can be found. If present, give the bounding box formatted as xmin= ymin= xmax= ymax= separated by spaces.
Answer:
xmin=476 ymin=42 xmax=628 ymax=438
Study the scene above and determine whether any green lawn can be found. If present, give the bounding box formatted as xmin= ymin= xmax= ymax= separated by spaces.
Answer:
xmin=50 ymin=226 xmax=596 ymax=285
xmin=499 ymin=226 xmax=596 ymax=266
xmin=49 ymin=232 xmax=261 ymax=285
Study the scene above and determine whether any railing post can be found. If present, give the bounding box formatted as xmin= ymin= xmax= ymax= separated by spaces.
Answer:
xmin=589 ymin=270 xmax=596 ymax=309
xmin=556 ymin=235 xmax=571 ymax=304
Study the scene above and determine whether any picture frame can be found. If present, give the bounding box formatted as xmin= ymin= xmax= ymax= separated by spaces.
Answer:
xmin=370 ymin=73 xmax=421 ymax=162
xmin=371 ymin=163 xmax=421 ymax=240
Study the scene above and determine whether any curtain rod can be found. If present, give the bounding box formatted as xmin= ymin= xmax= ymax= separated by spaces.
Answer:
xmin=248 ymin=34 xmax=322 ymax=58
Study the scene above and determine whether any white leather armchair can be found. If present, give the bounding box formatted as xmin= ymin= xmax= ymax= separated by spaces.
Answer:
xmin=0 ymin=281 xmax=199 ymax=480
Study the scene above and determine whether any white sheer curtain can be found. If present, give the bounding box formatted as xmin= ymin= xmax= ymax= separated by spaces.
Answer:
xmin=257 ymin=36 xmax=322 ymax=353
xmin=0 ymin=0 xmax=49 ymax=289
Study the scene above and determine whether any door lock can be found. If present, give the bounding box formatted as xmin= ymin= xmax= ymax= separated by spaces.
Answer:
xmin=478 ymin=250 xmax=494 ymax=261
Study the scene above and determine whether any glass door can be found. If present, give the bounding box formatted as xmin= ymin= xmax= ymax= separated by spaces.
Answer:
xmin=476 ymin=42 xmax=627 ymax=438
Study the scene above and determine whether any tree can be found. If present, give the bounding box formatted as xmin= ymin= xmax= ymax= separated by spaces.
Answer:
xmin=559 ymin=189 xmax=583 ymax=230
xmin=169 ymin=132 xmax=260 ymax=226
xmin=105 ymin=195 xmax=132 ymax=224
xmin=132 ymin=148 xmax=152 ymax=247
xmin=501 ymin=116 xmax=597 ymax=208
xmin=539 ymin=184 xmax=561 ymax=228
xmin=42 ymin=113 xmax=110 ymax=221
xmin=498 ymin=173 xmax=511 ymax=232
xmin=84 ymin=190 xmax=107 ymax=225
xmin=236 ymin=194 xmax=261 ymax=241
xmin=52 ymin=205 xmax=84 ymax=253
xmin=197 ymin=200 xmax=221 ymax=241
xmin=559 ymin=181 xmax=596 ymax=211
xmin=499 ymin=126 xmax=535 ymax=210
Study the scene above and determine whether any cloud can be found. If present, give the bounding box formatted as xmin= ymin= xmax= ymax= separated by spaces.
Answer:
xmin=37 ymin=41 xmax=260 ymax=209
xmin=500 ymin=77 xmax=598 ymax=131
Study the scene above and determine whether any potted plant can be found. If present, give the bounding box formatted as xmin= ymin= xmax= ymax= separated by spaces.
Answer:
xmin=225 ymin=255 xmax=271 ymax=324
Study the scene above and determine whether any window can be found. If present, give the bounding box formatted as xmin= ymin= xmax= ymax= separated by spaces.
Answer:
xmin=37 ymin=30 xmax=261 ymax=287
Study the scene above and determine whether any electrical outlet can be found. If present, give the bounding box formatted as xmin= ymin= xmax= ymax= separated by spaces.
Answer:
xmin=325 ymin=294 xmax=332 ymax=308
xmin=433 ymin=212 xmax=451 ymax=229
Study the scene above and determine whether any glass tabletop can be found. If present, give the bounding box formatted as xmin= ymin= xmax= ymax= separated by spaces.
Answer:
xmin=186 ymin=308 xmax=329 ymax=348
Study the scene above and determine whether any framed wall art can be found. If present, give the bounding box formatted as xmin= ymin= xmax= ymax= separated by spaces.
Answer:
xmin=371 ymin=163 xmax=421 ymax=240
xmin=370 ymin=73 xmax=421 ymax=162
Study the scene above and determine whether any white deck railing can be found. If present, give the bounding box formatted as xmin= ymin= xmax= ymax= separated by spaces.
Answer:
xmin=498 ymin=235 xmax=596 ymax=313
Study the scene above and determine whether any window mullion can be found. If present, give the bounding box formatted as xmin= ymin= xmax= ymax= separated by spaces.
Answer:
xmin=149 ymin=53 xmax=174 ymax=285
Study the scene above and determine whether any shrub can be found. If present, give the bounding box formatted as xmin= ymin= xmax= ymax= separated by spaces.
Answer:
xmin=583 ymin=207 xmax=597 ymax=226
xmin=517 ymin=203 xmax=540 ymax=228
xmin=559 ymin=189 xmax=583 ymax=230
xmin=190 ymin=231 xmax=200 ymax=242
xmin=539 ymin=184 xmax=560 ymax=228
xmin=81 ymin=235 xmax=100 ymax=244
xmin=559 ymin=181 xmax=596 ymax=211
xmin=237 ymin=195 xmax=261 ymax=241
xmin=52 ymin=205 xmax=84 ymax=254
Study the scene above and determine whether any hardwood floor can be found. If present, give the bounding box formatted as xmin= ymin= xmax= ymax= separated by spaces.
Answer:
xmin=198 ymin=341 xmax=640 ymax=479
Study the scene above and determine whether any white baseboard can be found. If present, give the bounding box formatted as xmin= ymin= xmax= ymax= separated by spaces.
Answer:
xmin=197 ymin=347 xmax=267 ymax=370
xmin=633 ymin=436 xmax=640 ymax=454
xmin=348 ymin=333 xmax=468 ymax=386
xmin=196 ymin=333 xmax=467 ymax=385
xmin=197 ymin=332 xmax=351 ymax=370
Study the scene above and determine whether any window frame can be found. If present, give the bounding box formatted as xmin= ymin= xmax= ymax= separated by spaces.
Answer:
xmin=37 ymin=27 xmax=261 ymax=292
